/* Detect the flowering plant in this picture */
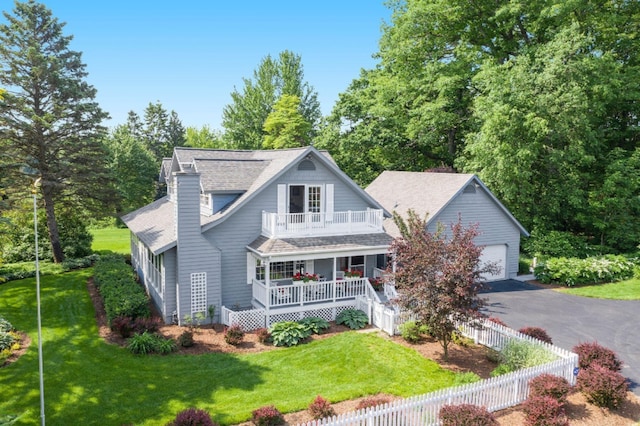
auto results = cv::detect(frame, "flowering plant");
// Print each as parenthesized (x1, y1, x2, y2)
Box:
(344, 269, 362, 278)
(369, 277, 383, 291)
(292, 272, 319, 282)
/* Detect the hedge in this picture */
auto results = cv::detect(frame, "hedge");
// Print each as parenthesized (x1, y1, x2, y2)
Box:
(534, 254, 635, 286)
(93, 255, 150, 324)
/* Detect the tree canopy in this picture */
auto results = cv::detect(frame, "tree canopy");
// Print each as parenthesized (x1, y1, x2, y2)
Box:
(0, 0, 116, 262)
(322, 0, 640, 251)
(262, 94, 312, 149)
(222, 50, 320, 149)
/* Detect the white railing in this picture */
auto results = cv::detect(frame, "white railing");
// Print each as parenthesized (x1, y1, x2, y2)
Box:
(261, 209, 384, 238)
(253, 278, 370, 308)
(298, 316, 579, 426)
(221, 305, 266, 331)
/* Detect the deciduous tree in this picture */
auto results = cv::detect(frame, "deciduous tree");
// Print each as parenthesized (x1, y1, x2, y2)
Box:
(0, 0, 116, 262)
(262, 94, 311, 149)
(389, 211, 498, 360)
(222, 50, 320, 149)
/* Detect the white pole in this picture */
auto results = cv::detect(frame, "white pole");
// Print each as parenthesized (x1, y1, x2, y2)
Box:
(33, 181, 45, 426)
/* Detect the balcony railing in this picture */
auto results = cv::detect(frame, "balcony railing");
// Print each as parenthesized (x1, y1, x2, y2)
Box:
(252, 277, 371, 309)
(261, 209, 384, 238)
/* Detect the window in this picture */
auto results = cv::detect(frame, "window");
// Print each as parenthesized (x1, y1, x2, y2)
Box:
(339, 256, 365, 274)
(256, 260, 305, 281)
(288, 184, 322, 214)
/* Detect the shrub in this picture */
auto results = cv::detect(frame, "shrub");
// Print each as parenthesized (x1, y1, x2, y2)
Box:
(298, 317, 330, 334)
(573, 341, 622, 371)
(93, 255, 150, 324)
(534, 255, 635, 286)
(490, 363, 515, 377)
(398, 320, 429, 343)
(577, 364, 628, 408)
(111, 316, 134, 338)
(522, 396, 569, 426)
(224, 324, 245, 346)
(269, 321, 311, 347)
(167, 407, 217, 426)
(133, 316, 161, 334)
(251, 405, 285, 426)
(336, 309, 368, 330)
(307, 395, 336, 420)
(127, 331, 175, 355)
(355, 396, 391, 410)
(178, 331, 194, 348)
(439, 403, 498, 426)
(528, 374, 571, 403)
(486, 316, 508, 327)
(519, 327, 553, 345)
(255, 328, 271, 344)
(0, 331, 16, 351)
(0, 316, 13, 333)
(499, 339, 558, 371)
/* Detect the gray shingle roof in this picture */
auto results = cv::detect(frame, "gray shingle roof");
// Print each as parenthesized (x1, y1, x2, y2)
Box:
(194, 159, 268, 192)
(365, 171, 528, 238)
(247, 233, 393, 257)
(122, 146, 349, 254)
(120, 197, 175, 254)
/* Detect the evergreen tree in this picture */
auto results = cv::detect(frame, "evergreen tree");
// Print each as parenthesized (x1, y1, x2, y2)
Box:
(0, 0, 116, 262)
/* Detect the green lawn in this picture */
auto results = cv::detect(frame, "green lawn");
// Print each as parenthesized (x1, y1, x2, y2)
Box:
(90, 227, 130, 254)
(557, 277, 640, 300)
(0, 270, 464, 425)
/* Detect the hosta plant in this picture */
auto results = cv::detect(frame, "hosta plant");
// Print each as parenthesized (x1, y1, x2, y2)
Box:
(298, 317, 330, 334)
(269, 321, 311, 347)
(336, 309, 368, 330)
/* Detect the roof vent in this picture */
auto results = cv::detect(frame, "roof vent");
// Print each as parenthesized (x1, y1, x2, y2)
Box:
(463, 184, 476, 194)
(298, 159, 316, 171)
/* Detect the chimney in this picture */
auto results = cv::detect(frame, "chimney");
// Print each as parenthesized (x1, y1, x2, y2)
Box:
(173, 171, 202, 241)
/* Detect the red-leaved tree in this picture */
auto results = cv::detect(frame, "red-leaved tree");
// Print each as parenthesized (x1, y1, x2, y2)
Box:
(389, 210, 500, 360)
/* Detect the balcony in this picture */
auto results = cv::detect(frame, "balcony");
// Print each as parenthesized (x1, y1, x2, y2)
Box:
(261, 209, 384, 238)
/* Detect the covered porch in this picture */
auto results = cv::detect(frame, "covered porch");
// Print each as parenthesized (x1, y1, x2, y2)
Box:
(246, 233, 393, 314)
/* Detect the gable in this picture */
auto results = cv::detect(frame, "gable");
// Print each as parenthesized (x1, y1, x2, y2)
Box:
(366, 171, 527, 238)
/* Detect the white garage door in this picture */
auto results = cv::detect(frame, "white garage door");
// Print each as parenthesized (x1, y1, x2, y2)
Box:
(480, 244, 507, 281)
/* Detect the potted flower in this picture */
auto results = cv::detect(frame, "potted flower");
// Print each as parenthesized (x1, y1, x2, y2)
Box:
(293, 272, 319, 284)
(344, 269, 362, 280)
(369, 277, 383, 291)
(292, 272, 305, 284)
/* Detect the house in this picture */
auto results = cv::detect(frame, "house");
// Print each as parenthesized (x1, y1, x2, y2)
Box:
(365, 171, 529, 281)
(121, 146, 393, 327)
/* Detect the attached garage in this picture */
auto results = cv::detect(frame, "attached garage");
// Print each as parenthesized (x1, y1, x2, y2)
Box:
(480, 244, 507, 281)
(366, 171, 529, 281)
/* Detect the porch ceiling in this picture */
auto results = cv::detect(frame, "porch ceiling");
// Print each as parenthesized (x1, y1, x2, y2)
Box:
(247, 232, 393, 259)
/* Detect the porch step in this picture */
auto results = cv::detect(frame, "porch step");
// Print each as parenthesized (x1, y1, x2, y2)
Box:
(376, 290, 389, 303)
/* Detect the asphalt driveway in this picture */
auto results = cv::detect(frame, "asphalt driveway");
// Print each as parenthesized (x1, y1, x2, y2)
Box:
(481, 279, 640, 396)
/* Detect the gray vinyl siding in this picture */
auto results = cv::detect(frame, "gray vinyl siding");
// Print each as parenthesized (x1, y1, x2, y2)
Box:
(428, 186, 521, 279)
(206, 156, 379, 307)
(174, 173, 223, 323)
(162, 249, 177, 323)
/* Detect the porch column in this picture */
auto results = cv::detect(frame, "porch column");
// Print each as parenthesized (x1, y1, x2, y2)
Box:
(265, 260, 271, 287)
(264, 260, 270, 322)
(332, 256, 337, 303)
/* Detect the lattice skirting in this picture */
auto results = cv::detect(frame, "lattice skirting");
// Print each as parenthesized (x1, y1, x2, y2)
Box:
(222, 304, 356, 330)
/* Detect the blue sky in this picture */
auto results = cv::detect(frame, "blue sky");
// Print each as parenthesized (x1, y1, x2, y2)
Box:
(7, 1, 392, 130)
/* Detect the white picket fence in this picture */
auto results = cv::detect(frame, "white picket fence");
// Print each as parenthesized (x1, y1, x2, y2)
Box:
(300, 299, 579, 426)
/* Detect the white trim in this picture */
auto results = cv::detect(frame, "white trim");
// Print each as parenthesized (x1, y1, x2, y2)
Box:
(277, 184, 286, 215)
(325, 183, 334, 221)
